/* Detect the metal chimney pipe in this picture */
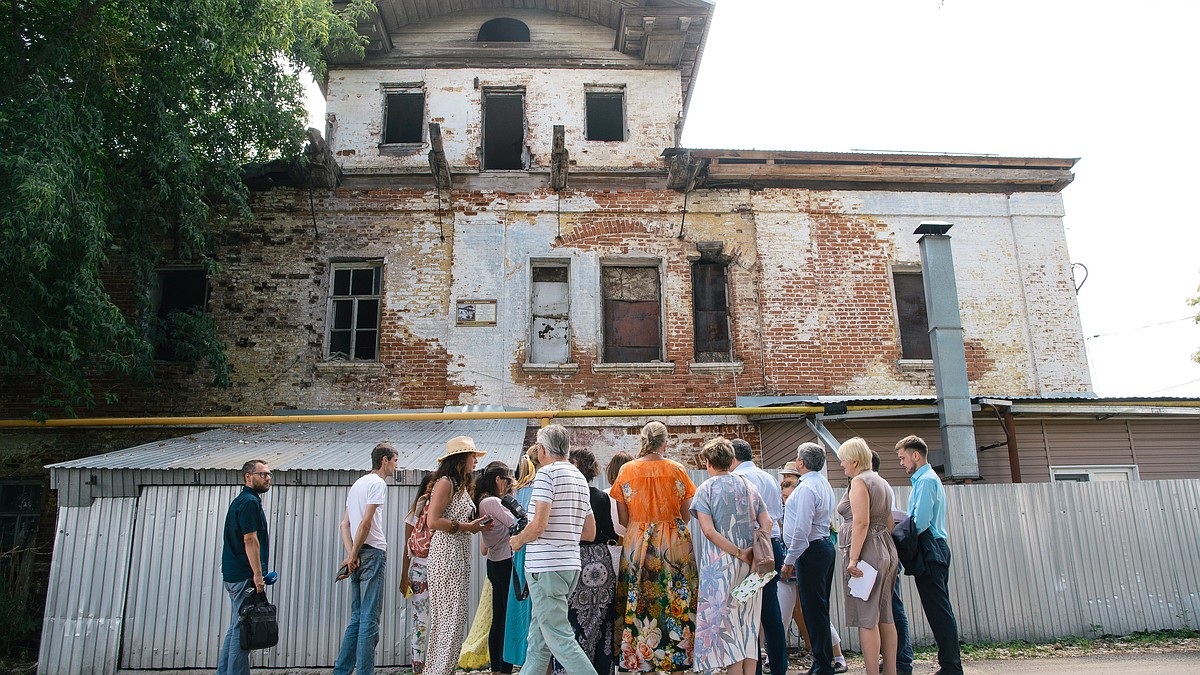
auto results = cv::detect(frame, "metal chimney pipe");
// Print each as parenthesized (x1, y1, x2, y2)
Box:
(915, 222, 980, 479)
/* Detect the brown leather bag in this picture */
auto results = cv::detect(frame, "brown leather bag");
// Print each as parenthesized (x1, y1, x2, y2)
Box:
(739, 476, 776, 575)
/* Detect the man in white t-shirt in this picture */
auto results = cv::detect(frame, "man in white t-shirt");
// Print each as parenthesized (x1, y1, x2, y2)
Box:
(333, 442, 398, 675)
(510, 424, 598, 675)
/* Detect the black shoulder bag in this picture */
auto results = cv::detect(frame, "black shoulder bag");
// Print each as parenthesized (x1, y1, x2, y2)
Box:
(239, 589, 279, 650)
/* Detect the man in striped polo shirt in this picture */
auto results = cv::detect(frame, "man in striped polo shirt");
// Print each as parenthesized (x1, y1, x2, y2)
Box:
(510, 423, 598, 675)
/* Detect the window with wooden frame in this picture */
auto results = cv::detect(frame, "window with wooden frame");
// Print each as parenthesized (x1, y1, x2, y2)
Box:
(893, 269, 932, 360)
(601, 264, 662, 363)
(586, 88, 625, 141)
(382, 86, 425, 145)
(692, 260, 732, 362)
(327, 262, 382, 361)
(529, 262, 571, 364)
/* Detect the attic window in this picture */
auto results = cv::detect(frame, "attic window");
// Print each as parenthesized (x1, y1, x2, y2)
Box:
(478, 18, 530, 42)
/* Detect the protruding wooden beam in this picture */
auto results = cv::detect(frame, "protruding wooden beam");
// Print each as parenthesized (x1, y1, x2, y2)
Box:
(665, 149, 704, 192)
(428, 122, 451, 191)
(550, 124, 569, 191)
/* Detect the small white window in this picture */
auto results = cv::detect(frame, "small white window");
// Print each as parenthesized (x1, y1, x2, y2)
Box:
(529, 262, 570, 364)
(327, 262, 382, 361)
(1050, 465, 1138, 482)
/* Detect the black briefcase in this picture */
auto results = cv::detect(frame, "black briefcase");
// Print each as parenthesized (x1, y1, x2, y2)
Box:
(238, 589, 279, 650)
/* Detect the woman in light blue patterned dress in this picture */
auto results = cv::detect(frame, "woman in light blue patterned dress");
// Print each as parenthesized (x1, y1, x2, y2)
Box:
(690, 437, 772, 675)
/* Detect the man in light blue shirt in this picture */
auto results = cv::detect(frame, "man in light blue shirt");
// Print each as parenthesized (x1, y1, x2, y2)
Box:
(897, 435, 962, 675)
(731, 439, 787, 675)
(779, 442, 837, 675)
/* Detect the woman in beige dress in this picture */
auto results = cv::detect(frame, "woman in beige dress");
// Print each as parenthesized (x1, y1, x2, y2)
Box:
(835, 437, 899, 675)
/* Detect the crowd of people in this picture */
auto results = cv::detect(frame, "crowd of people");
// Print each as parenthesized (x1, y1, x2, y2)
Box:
(217, 424, 964, 675)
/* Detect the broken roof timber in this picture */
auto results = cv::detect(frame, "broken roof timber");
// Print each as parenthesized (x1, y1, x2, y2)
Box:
(663, 148, 1078, 193)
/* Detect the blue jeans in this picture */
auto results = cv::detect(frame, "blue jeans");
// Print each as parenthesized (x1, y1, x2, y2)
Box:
(893, 574, 913, 674)
(334, 547, 387, 675)
(217, 578, 253, 675)
(756, 537, 788, 675)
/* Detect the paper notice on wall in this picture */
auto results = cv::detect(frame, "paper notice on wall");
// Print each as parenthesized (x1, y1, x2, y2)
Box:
(848, 560, 879, 601)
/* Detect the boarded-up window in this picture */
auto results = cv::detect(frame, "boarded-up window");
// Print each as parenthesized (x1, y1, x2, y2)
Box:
(483, 91, 525, 170)
(383, 92, 424, 144)
(530, 263, 570, 364)
(328, 263, 382, 361)
(586, 92, 624, 141)
(602, 265, 662, 363)
(894, 271, 932, 360)
(693, 262, 731, 362)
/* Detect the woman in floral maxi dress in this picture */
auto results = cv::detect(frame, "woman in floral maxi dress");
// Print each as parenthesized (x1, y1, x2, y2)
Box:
(610, 421, 698, 674)
(691, 437, 773, 675)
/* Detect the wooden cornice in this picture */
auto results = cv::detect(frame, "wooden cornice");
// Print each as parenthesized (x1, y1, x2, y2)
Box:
(663, 148, 1078, 193)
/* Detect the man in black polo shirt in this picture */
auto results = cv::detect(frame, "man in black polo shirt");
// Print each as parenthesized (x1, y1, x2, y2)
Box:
(217, 459, 271, 675)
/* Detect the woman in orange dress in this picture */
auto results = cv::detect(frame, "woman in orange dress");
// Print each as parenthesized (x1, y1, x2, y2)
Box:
(610, 421, 698, 674)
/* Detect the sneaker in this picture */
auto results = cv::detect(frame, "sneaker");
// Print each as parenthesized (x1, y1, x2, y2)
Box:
(833, 661, 848, 674)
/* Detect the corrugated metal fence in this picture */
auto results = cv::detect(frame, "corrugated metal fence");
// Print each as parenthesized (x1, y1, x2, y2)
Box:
(39, 479, 1200, 673)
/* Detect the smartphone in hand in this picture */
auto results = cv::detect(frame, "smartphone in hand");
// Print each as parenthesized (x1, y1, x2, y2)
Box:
(480, 515, 494, 526)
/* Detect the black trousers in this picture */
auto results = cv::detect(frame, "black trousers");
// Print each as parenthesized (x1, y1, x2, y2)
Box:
(486, 557, 514, 673)
(756, 537, 789, 675)
(797, 537, 836, 675)
(912, 539, 962, 675)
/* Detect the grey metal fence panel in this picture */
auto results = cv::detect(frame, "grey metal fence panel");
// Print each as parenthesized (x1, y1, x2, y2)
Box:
(38, 498, 139, 675)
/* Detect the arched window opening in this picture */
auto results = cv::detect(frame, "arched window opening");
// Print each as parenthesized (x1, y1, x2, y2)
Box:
(478, 18, 530, 42)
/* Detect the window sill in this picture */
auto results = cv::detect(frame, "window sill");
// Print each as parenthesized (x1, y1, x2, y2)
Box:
(378, 143, 425, 157)
(315, 360, 385, 376)
(896, 359, 934, 371)
(521, 363, 579, 375)
(591, 362, 676, 375)
(689, 361, 744, 375)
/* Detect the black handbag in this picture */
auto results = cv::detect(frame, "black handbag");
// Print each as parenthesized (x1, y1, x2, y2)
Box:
(239, 589, 279, 650)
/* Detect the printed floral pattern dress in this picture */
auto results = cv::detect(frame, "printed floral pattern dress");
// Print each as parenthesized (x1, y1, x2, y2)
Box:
(690, 474, 768, 672)
(610, 457, 698, 673)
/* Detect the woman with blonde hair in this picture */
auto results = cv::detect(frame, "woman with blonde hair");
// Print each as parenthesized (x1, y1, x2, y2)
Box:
(609, 421, 698, 674)
(502, 447, 540, 667)
(835, 437, 899, 675)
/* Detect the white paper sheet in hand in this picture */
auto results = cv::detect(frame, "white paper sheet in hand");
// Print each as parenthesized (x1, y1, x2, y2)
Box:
(847, 559, 879, 601)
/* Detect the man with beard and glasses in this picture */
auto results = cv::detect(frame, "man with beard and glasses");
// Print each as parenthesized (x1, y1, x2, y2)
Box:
(217, 459, 272, 675)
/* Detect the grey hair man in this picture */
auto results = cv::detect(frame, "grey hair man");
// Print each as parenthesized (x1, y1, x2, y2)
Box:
(511, 424, 599, 675)
(780, 442, 837, 675)
(730, 438, 787, 675)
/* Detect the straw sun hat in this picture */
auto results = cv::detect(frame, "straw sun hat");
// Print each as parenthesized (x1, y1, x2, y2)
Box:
(437, 435, 488, 463)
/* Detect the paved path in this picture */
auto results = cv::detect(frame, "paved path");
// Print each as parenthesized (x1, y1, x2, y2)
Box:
(782, 651, 1200, 674)
(955, 651, 1200, 673)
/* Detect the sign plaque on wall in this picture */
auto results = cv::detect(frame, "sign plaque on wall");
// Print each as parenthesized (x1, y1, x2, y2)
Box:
(456, 299, 497, 326)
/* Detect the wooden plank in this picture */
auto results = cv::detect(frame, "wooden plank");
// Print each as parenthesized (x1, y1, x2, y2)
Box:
(706, 162, 1073, 186)
(694, 148, 1077, 169)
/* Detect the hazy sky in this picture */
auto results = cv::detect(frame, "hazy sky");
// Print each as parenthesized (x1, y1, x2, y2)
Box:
(308, 0, 1200, 397)
(679, 0, 1200, 397)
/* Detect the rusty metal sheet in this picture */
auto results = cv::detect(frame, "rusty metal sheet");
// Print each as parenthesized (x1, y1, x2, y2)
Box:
(604, 299, 661, 362)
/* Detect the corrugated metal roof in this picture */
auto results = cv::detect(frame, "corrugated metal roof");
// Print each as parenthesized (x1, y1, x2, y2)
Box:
(47, 415, 529, 474)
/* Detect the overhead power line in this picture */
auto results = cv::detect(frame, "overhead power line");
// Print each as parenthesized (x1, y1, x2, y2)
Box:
(1085, 316, 1196, 340)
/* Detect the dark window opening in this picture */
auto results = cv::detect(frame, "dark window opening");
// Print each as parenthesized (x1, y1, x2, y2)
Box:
(602, 266, 662, 363)
(693, 262, 731, 362)
(483, 92, 525, 170)
(478, 18, 530, 42)
(154, 268, 209, 361)
(384, 92, 424, 144)
(1053, 474, 1089, 483)
(894, 271, 932, 360)
(586, 92, 625, 141)
(328, 264, 382, 361)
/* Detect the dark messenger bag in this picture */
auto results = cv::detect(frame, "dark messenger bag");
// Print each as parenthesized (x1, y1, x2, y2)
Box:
(239, 590, 279, 650)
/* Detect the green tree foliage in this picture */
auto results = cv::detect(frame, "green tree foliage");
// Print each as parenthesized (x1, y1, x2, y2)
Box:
(0, 0, 371, 416)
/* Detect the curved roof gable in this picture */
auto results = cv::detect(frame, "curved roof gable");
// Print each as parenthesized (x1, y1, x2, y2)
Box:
(333, 0, 714, 115)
